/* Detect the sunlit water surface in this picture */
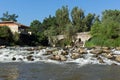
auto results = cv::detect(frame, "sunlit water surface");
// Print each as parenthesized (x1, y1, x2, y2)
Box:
(0, 62, 120, 80)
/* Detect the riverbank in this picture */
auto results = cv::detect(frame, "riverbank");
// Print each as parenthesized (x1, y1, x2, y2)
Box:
(0, 46, 120, 65)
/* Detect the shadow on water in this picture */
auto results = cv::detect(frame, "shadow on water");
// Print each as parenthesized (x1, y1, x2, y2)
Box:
(0, 62, 120, 80)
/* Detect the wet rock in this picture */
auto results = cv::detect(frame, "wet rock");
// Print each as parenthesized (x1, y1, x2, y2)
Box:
(115, 55, 120, 62)
(55, 55, 61, 60)
(102, 49, 111, 53)
(97, 57, 104, 63)
(12, 57, 16, 61)
(52, 51, 59, 55)
(26, 47, 35, 51)
(102, 47, 110, 50)
(111, 63, 118, 66)
(29, 52, 34, 54)
(0, 45, 6, 49)
(71, 53, 81, 59)
(44, 50, 53, 55)
(78, 48, 87, 54)
(50, 54, 67, 61)
(60, 55, 67, 61)
(61, 50, 68, 55)
(49, 55, 60, 60)
(116, 47, 120, 50)
(27, 55, 34, 61)
(65, 45, 72, 48)
(102, 53, 115, 59)
(18, 58, 23, 61)
(90, 49, 103, 55)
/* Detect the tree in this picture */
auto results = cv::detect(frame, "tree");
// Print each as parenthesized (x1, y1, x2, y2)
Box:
(102, 10, 120, 23)
(87, 10, 120, 47)
(83, 13, 95, 31)
(0, 11, 18, 22)
(30, 20, 42, 33)
(30, 20, 49, 45)
(71, 7, 84, 32)
(42, 15, 57, 30)
(56, 6, 71, 34)
(0, 26, 13, 42)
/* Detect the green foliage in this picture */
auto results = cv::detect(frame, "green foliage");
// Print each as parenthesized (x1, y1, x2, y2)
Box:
(0, 11, 18, 22)
(30, 20, 49, 46)
(29, 6, 96, 47)
(0, 26, 13, 41)
(0, 26, 14, 45)
(30, 20, 42, 33)
(71, 7, 95, 32)
(87, 10, 120, 47)
(71, 7, 84, 32)
(56, 38, 72, 47)
(13, 32, 20, 44)
(56, 6, 70, 28)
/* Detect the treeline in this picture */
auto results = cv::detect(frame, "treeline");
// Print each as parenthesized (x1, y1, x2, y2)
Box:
(86, 10, 120, 47)
(30, 6, 97, 46)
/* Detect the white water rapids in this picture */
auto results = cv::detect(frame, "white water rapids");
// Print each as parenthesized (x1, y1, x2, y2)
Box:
(0, 47, 120, 66)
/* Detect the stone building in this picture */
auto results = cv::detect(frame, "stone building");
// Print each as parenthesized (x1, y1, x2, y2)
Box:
(0, 21, 30, 34)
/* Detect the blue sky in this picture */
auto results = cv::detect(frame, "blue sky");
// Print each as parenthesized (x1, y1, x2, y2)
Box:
(0, 0, 120, 26)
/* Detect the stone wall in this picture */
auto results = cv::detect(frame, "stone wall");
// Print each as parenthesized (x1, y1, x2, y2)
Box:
(49, 32, 91, 47)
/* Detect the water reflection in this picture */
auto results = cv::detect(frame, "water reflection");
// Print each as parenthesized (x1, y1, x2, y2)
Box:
(0, 63, 19, 80)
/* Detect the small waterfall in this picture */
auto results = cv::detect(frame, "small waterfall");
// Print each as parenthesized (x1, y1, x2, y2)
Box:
(0, 47, 120, 66)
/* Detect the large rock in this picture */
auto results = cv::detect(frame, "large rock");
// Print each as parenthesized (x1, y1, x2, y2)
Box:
(60, 55, 67, 61)
(71, 53, 81, 59)
(102, 49, 111, 53)
(0, 45, 6, 49)
(44, 50, 53, 55)
(102, 47, 111, 53)
(115, 55, 120, 62)
(50, 55, 60, 61)
(102, 47, 110, 50)
(61, 50, 68, 55)
(78, 48, 87, 54)
(12, 57, 16, 61)
(102, 53, 115, 59)
(97, 57, 104, 63)
(50, 55, 67, 61)
(26, 55, 34, 61)
(116, 47, 120, 50)
(90, 49, 103, 55)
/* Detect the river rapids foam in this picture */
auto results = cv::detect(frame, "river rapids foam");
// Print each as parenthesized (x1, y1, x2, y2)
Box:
(0, 47, 120, 66)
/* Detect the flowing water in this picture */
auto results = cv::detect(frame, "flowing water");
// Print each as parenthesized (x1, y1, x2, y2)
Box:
(0, 47, 120, 80)
(0, 62, 120, 80)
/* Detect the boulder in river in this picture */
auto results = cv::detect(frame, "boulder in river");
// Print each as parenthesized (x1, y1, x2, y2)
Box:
(97, 57, 104, 63)
(102, 53, 115, 59)
(78, 48, 87, 54)
(90, 49, 103, 55)
(60, 55, 67, 61)
(115, 55, 120, 62)
(12, 57, 16, 61)
(26, 55, 34, 61)
(71, 53, 81, 59)
(116, 47, 120, 50)
(61, 50, 68, 55)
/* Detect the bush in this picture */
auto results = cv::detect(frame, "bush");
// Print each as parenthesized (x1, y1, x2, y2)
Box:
(0, 26, 13, 45)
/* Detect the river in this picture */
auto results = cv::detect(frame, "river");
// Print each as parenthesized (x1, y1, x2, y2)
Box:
(0, 62, 120, 80)
(0, 47, 120, 80)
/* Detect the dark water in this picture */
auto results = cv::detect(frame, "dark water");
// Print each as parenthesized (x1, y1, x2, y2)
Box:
(0, 62, 120, 80)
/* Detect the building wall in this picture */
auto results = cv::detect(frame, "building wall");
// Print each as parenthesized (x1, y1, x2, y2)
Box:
(0, 24, 18, 33)
(76, 32, 91, 42)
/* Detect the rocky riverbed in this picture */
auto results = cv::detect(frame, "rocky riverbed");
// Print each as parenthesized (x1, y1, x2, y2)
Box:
(0, 46, 120, 65)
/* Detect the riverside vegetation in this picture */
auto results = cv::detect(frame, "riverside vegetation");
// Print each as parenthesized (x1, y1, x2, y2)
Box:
(0, 6, 120, 47)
